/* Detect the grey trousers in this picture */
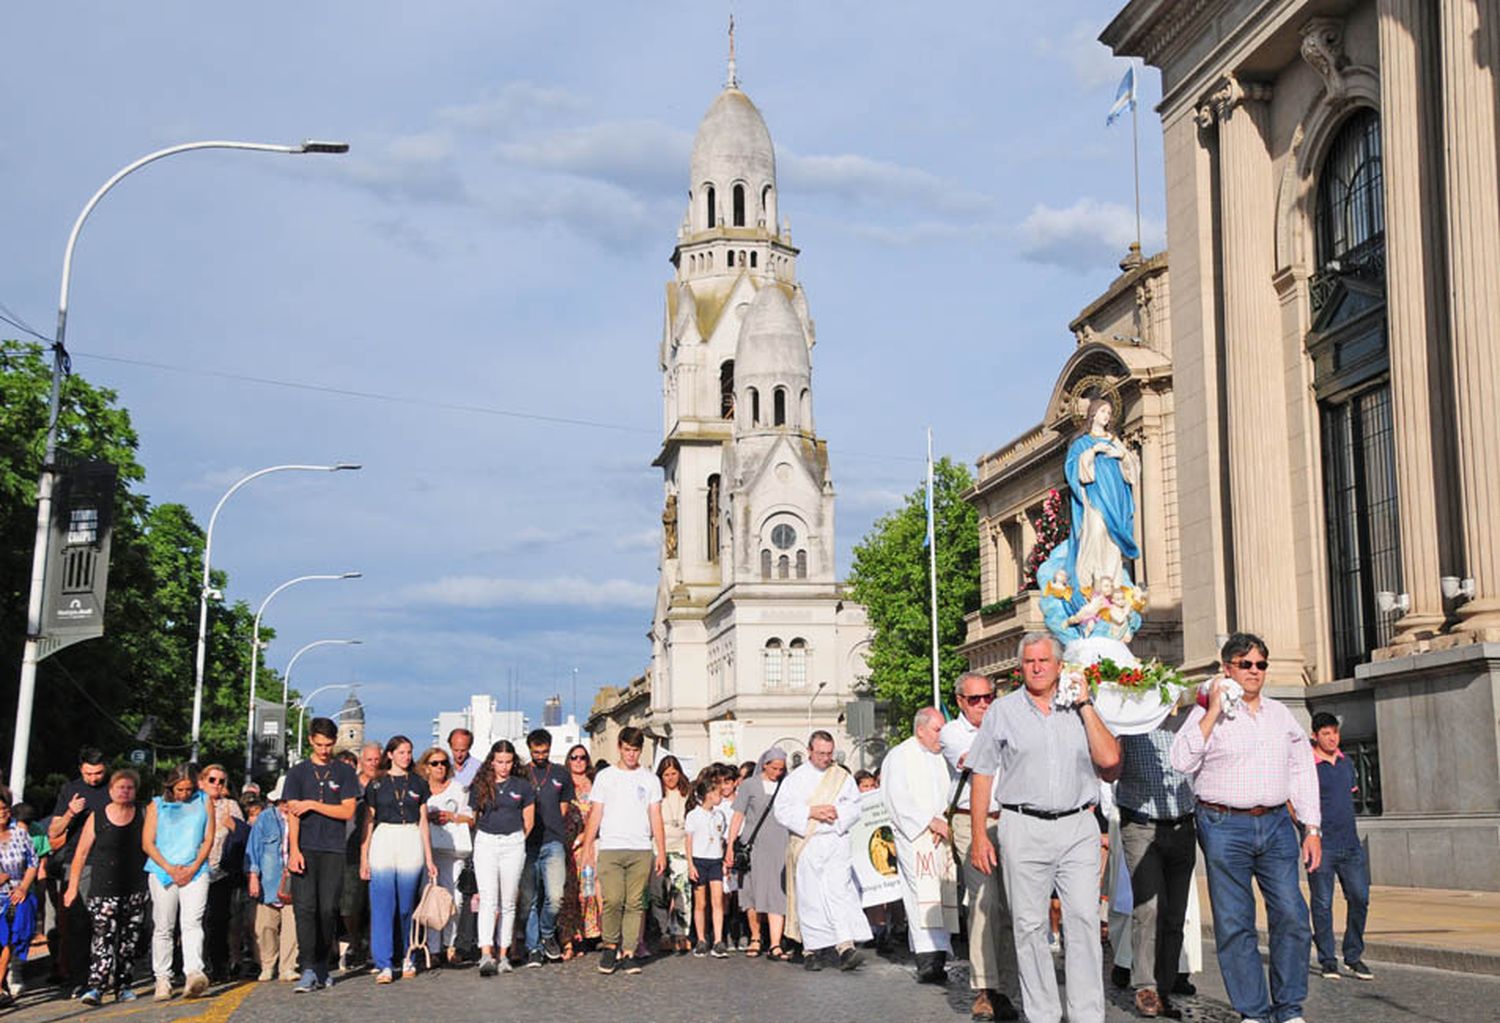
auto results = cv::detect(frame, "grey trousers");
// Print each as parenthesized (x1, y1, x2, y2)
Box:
(1120, 815, 1197, 995)
(952, 813, 1016, 993)
(999, 810, 1105, 1023)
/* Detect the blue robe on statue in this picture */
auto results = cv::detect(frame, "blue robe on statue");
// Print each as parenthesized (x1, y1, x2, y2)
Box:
(1064, 431, 1140, 594)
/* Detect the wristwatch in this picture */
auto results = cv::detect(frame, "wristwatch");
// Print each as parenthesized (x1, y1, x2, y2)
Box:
(1306, 826, 1322, 837)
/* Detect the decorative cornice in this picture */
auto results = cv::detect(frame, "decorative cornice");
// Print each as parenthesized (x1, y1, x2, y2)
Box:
(1195, 73, 1272, 131)
(1300, 17, 1349, 102)
(1101, 0, 1222, 67)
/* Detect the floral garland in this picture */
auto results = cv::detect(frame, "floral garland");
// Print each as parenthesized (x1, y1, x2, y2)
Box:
(1023, 487, 1068, 588)
(1055, 657, 1186, 707)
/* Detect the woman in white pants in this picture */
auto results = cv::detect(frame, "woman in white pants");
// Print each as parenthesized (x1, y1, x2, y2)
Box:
(417, 746, 473, 963)
(468, 740, 535, 976)
(142, 764, 215, 1002)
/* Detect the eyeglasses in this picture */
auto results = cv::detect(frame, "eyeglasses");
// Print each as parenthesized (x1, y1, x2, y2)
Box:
(429, 760, 449, 767)
(568, 753, 589, 761)
(1229, 659, 1269, 672)
(961, 692, 997, 704)
(206, 776, 227, 785)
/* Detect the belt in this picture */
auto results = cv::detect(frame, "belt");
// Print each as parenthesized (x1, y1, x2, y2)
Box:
(1120, 807, 1194, 827)
(1001, 803, 1094, 821)
(1197, 800, 1282, 817)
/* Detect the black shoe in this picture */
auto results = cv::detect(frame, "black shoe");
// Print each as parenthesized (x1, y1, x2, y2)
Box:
(914, 952, 946, 984)
(526, 949, 544, 969)
(1171, 973, 1195, 996)
(992, 993, 1020, 1021)
(1158, 996, 1183, 1020)
(542, 936, 562, 961)
(1348, 960, 1374, 980)
(803, 951, 824, 972)
(621, 956, 642, 975)
(838, 947, 865, 971)
(597, 947, 618, 975)
(693, 941, 709, 958)
(1320, 961, 1341, 979)
(1111, 964, 1132, 989)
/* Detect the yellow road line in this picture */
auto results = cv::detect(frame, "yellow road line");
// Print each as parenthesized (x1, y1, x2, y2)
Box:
(175, 982, 258, 1023)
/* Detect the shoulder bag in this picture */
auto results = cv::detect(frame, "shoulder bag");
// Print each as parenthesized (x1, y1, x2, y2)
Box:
(731, 778, 783, 874)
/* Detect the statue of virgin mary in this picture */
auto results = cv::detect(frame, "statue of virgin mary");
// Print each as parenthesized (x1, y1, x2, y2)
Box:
(1064, 397, 1140, 597)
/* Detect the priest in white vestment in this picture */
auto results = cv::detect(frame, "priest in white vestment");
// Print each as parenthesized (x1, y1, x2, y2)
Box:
(776, 730, 872, 970)
(881, 706, 958, 983)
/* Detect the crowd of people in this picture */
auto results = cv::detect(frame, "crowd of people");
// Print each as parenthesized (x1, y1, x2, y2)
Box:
(0, 628, 1371, 1023)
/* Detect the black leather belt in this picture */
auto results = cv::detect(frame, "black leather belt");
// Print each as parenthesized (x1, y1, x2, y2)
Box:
(1001, 803, 1094, 821)
(1120, 807, 1194, 827)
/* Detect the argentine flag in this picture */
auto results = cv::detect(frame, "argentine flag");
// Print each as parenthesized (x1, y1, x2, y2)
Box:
(1106, 65, 1136, 126)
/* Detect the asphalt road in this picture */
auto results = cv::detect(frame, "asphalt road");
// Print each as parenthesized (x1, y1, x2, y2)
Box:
(6, 942, 1499, 1023)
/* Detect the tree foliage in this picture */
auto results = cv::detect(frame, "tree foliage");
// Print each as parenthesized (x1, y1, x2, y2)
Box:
(1, 345, 282, 797)
(847, 456, 979, 731)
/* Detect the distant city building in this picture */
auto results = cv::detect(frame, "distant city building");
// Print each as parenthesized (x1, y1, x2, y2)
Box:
(543, 695, 562, 727)
(431, 694, 530, 757)
(334, 689, 365, 754)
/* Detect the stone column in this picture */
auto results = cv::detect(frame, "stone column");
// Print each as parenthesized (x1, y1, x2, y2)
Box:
(1376, 0, 1447, 644)
(1439, 0, 1500, 637)
(1200, 76, 1306, 683)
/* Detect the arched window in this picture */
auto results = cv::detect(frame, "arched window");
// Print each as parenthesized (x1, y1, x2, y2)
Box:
(748, 387, 760, 426)
(777, 554, 789, 579)
(727, 251, 735, 267)
(764, 639, 783, 689)
(787, 639, 807, 688)
(761, 184, 774, 223)
(1309, 108, 1397, 679)
(796, 550, 807, 579)
(733, 184, 746, 227)
(773, 388, 786, 426)
(800, 388, 811, 428)
(760, 548, 772, 579)
(706, 185, 717, 228)
(706, 474, 721, 563)
(720, 360, 734, 420)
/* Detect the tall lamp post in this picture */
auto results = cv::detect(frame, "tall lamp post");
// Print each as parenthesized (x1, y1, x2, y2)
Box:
(245, 572, 361, 775)
(292, 682, 357, 766)
(191, 463, 360, 761)
(281, 638, 360, 763)
(8, 138, 349, 801)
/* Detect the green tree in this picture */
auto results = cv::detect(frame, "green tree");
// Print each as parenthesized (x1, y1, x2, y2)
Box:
(1, 345, 280, 793)
(847, 456, 980, 731)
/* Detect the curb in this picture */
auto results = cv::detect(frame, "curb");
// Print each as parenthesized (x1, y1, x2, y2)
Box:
(1202, 922, 1500, 977)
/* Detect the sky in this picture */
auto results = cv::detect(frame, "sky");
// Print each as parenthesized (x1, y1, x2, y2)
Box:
(0, 2, 1164, 750)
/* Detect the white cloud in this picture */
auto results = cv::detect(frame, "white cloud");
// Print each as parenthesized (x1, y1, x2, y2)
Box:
(437, 82, 585, 132)
(404, 575, 656, 609)
(1038, 21, 1128, 91)
(342, 130, 472, 206)
(497, 120, 692, 197)
(780, 151, 992, 216)
(1016, 198, 1163, 271)
(613, 528, 660, 552)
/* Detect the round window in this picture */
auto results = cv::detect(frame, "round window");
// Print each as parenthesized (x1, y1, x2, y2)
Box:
(771, 524, 797, 550)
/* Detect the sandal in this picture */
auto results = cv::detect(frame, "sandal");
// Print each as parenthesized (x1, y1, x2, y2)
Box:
(767, 945, 788, 962)
(745, 940, 762, 958)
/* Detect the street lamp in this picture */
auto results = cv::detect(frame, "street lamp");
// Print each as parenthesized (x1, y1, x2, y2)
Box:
(191, 463, 361, 760)
(806, 681, 829, 732)
(7, 138, 349, 800)
(292, 682, 358, 765)
(281, 638, 361, 763)
(244, 572, 361, 775)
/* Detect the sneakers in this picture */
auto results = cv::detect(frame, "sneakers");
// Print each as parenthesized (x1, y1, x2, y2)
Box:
(375, 969, 393, 985)
(1320, 961, 1342, 979)
(401, 963, 417, 980)
(117, 988, 138, 1003)
(542, 935, 562, 961)
(183, 972, 209, 998)
(621, 956, 642, 974)
(710, 941, 729, 958)
(154, 978, 173, 1002)
(477, 955, 497, 977)
(498, 957, 514, 974)
(526, 949, 545, 968)
(693, 940, 710, 958)
(1348, 960, 1375, 980)
(79, 989, 102, 1006)
(597, 947, 618, 974)
(292, 969, 322, 994)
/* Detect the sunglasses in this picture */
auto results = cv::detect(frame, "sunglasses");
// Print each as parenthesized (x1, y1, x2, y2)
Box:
(1229, 659, 1269, 672)
(429, 760, 449, 767)
(206, 777, 227, 785)
(568, 754, 589, 761)
(961, 692, 996, 704)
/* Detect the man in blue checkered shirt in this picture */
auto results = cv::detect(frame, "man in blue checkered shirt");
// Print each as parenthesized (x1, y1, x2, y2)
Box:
(1115, 716, 1197, 1020)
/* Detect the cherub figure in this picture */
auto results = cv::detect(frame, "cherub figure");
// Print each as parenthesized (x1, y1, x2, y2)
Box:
(1041, 569, 1073, 603)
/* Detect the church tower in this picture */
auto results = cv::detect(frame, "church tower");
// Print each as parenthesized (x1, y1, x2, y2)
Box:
(649, 32, 870, 762)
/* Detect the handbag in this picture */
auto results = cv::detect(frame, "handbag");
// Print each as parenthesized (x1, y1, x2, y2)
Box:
(406, 880, 456, 970)
(731, 777, 782, 874)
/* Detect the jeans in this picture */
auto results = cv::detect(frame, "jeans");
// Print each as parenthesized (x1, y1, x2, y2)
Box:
(474, 830, 527, 953)
(1197, 806, 1310, 1023)
(292, 851, 345, 978)
(149, 873, 209, 981)
(598, 849, 653, 950)
(1309, 842, 1369, 967)
(522, 840, 568, 951)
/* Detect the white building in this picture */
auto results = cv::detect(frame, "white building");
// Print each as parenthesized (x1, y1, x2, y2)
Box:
(647, 47, 872, 763)
(431, 694, 530, 756)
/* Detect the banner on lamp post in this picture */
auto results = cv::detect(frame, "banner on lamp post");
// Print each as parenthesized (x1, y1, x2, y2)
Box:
(38, 460, 117, 660)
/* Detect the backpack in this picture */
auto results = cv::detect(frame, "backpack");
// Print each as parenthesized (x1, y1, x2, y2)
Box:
(406, 881, 457, 970)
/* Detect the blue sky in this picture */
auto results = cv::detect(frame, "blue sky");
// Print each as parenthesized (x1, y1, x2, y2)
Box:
(0, 2, 1163, 747)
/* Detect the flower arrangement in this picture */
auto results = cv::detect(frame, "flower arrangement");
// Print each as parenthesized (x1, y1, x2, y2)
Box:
(1023, 488, 1069, 588)
(1055, 657, 1186, 708)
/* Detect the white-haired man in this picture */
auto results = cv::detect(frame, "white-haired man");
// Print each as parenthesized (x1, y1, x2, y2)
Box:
(969, 633, 1122, 1023)
(881, 707, 957, 984)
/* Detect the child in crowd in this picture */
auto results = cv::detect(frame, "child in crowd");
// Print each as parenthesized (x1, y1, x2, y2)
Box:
(684, 778, 728, 959)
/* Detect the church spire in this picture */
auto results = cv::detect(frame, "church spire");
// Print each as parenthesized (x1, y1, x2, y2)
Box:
(726, 14, 738, 89)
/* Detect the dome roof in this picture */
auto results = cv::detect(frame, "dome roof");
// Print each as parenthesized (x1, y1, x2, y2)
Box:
(735, 284, 809, 382)
(690, 87, 776, 193)
(338, 690, 365, 723)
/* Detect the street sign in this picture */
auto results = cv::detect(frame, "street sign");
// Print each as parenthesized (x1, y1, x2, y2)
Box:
(128, 748, 148, 765)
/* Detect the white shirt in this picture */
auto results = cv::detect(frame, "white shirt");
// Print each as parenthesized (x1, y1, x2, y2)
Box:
(939, 714, 1001, 813)
(591, 765, 662, 851)
(684, 805, 726, 858)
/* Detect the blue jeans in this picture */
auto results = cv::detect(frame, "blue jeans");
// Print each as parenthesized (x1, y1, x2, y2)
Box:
(1309, 842, 1368, 967)
(522, 840, 567, 952)
(1197, 805, 1311, 1023)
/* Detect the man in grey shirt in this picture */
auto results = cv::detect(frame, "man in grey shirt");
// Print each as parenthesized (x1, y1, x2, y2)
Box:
(969, 632, 1121, 1023)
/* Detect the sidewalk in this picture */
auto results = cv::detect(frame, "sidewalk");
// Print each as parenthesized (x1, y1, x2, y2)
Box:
(1198, 875, 1500, 975)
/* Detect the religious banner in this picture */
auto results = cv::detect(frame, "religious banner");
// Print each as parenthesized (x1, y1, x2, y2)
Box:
(912, 831, 961, 933)
(707, 719, 744, 763)
(849, 790, 901, 907)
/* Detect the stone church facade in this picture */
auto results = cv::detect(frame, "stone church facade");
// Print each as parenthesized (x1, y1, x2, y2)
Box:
(646, 57, 872, 764)
(1096, 0, 1500, 889)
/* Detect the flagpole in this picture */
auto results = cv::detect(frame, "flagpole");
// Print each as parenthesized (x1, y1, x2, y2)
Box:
(1131, 62, 1142, 253)
(926, 428, 941, 711)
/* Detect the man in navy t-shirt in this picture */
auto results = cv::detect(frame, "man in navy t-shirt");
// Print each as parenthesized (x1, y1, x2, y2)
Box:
(1308, 712, 1373, 982)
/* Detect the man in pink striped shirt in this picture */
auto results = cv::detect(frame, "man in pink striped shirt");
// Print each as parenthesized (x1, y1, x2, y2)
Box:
(1170, 633, 1320, 1023)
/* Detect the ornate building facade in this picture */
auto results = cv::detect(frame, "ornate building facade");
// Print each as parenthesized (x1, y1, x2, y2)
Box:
(646, 54, 872, 764)
(1103, 0, 1500, 889)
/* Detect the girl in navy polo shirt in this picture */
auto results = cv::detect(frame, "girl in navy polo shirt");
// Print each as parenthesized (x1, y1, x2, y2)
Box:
(470, 741, 535, 976)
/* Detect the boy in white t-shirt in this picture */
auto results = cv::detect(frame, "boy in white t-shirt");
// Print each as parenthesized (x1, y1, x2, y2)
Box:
(579, 728, 665, 975)
(685, 778, 729, 958)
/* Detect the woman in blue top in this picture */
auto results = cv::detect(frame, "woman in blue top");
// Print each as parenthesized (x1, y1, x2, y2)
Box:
(359, 735, 437, 983)
(143, 764, 215, 1002)
(469, 740, 534, 977)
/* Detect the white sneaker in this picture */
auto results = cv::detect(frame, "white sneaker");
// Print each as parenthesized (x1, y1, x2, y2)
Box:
(183, 972, 209, 998)
(1282, 1018, 1307, 1023)
(154, 978, 173, 1002)
(498, 957, 514, 973)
